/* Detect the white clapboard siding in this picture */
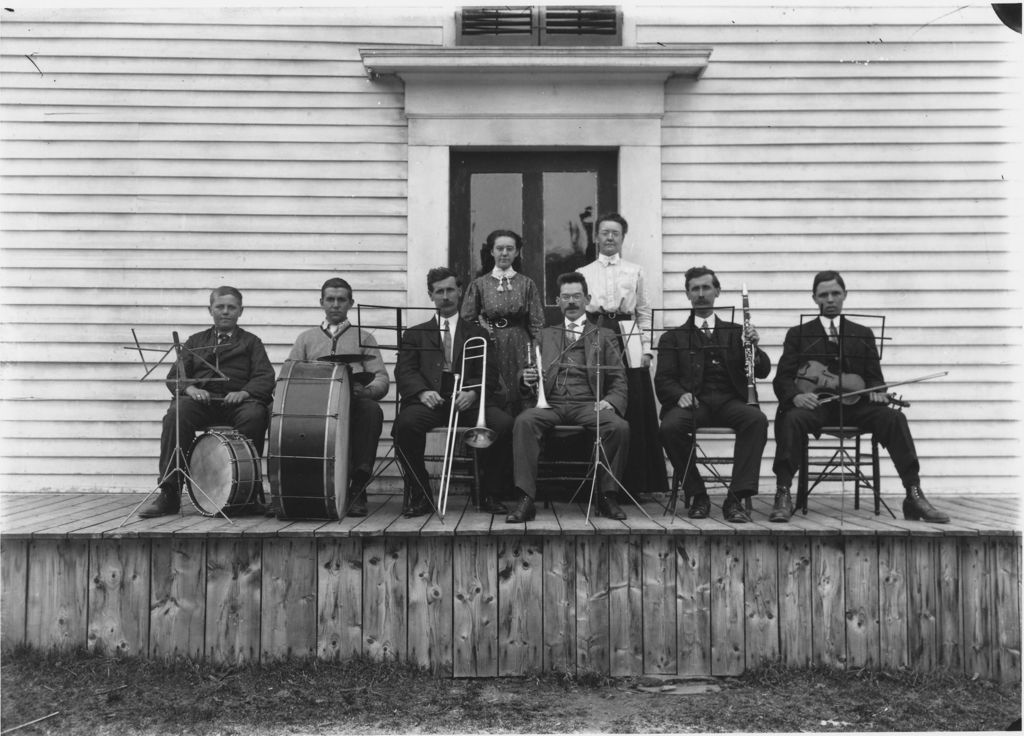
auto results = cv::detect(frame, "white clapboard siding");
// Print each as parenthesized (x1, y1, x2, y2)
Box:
(647, 3, 1020, 493)
(0, 7, 438, 492)
(1, 5, 1020, 495)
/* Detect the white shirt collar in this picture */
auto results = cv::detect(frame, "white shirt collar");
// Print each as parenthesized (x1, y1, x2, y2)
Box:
(819, 315, 839, 332)
(439, 313, 458, 329)
(695, 313, 718, 330)
(597, 253, 620, 266)
(564, 317, 587, 330)
(322, 319, 348, 335)
(490, 266, 516, 279)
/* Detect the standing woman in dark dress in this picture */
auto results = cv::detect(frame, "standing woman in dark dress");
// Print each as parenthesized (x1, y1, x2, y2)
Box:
(576, 213, 669, 497)
(461, 229, 545, 415)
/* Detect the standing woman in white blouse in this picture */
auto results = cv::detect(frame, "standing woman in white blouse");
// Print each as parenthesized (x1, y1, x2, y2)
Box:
(576, 213, 669, 496)
(461, 229, 545, 415)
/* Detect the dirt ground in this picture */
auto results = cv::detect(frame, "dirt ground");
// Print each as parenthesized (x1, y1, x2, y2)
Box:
(1, 648, 1020, 735)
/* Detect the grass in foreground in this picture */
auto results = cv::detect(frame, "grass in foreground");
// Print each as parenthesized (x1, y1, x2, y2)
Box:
(1, 646, 1019, 734)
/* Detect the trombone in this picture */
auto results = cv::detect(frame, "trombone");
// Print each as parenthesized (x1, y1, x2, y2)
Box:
(438, 336, 496, 517)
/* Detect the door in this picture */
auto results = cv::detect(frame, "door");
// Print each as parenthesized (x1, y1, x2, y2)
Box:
(450, 150, 618, 323)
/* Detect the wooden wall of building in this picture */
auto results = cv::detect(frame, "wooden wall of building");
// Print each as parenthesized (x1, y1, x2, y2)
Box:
(1, 6, 1019, 493)
(645, 5, 1020, 492)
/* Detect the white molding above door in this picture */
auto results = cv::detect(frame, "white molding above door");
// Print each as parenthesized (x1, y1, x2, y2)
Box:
(359, 45, 713, 310)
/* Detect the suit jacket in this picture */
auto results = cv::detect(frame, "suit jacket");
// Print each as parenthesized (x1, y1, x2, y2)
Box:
(165, 326, 275, 403)
(654, 316, 771, 417)
(527, 322, 628, 416)
(773, 316, 885, 409)
(395, 315, 504, 410)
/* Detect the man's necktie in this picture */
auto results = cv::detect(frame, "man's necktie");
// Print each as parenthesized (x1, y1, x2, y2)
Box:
(217, 332, 230, 346)
(701, 320, 712, 339)
(442, 319, 453, 370)
(828, 319, 839, 344)
(567, 322, 578, 343)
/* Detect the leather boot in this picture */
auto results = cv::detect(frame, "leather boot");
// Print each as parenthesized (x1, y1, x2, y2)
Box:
(506, 492, 536, 523)
(139, 487, 180, 518)
(597, 494, 626, 520)
(769, 487, 794, 523)
(722, 493, 751, 523)
(902, 485, 950, 523)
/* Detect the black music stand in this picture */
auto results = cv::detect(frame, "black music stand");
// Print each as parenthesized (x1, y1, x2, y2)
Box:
(536, 325, 654, 523)
(651, 307, 758, 522)
(356, 304, 481, 521)
(119, 330, 236, 526)
(791, 312, 888, 521)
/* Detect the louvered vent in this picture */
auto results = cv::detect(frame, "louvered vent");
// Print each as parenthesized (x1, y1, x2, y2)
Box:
(458, 6, 621, 46)
(459, 7, 537, 45)
(543, 7, 618, 36)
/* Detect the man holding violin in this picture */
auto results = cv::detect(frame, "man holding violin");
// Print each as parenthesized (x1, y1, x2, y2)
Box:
(771, 270, 949, 523)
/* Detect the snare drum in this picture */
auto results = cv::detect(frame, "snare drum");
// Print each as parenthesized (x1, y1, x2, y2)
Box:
(186, 428, 261, 516)
(268, 360, 351, 519)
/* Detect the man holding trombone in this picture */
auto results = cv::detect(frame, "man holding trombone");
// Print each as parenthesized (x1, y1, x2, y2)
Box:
(392, 267, 514, 517)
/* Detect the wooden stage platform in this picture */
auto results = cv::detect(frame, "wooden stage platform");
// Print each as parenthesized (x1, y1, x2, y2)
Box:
(1, 491, 1019, 684)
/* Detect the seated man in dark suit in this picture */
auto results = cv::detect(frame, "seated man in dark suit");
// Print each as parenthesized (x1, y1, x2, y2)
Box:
(140, 286, 275, 517)
(507, 272, 629, 523)
(655, 266, 771, 523)
(772, 270, 949, 523)
(392, 267, 514, 518)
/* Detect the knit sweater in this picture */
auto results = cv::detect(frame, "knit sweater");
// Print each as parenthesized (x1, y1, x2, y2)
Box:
(286, 323, 389, 401)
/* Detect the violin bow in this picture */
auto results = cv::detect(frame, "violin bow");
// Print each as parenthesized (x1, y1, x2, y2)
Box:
(817, 371, 949, 405)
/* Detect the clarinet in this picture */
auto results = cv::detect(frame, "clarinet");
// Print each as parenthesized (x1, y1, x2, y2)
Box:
(742, 283, 758, 406)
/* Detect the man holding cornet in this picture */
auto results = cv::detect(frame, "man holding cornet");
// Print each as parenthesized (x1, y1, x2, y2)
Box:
(392, 267, 514, 517)
(507, 272, 630, 523)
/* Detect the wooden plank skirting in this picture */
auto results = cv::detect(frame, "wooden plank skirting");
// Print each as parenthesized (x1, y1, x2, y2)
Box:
(0, 493, 1019, 684)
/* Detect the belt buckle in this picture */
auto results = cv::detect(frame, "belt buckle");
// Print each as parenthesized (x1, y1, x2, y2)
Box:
(492, 317, 510, 328)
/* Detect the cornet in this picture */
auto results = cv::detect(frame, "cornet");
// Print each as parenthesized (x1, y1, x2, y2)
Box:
(526, 341, 551, 410)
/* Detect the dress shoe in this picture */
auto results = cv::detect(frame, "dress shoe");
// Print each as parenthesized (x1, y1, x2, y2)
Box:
(687, 494, 711, 519)
(139, 488, 180, 518)
(347, 490, 368, 517)
(722, 494, 751, 524)
(902, 486, 950, 523)
(506, 494, 536, 523)
(769, 487, 794, 523)
(479, 496, 508, 515)
(404, 496, 433, 518)
(597, 494, 626, 520)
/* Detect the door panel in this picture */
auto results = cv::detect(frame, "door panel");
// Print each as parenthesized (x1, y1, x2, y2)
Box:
(450, 150, 618, 322)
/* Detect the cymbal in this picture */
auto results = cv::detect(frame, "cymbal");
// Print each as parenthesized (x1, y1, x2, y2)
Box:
(314, 353, 366, 364)
(351, 371, 374, 386)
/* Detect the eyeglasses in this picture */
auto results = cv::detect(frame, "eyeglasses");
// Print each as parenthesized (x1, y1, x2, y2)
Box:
(558, 294, 586, 303)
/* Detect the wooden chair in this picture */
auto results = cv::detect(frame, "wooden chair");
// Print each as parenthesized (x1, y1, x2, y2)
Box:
(668, 427, 753, 513)
(796, 426, 893, 517)
(424, 426, 482, 507)
(537, 425, 593, 506)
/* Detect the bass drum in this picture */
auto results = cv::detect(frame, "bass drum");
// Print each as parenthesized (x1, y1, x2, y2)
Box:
(268, 360, 351, 519)
(186, 428, 261, 516)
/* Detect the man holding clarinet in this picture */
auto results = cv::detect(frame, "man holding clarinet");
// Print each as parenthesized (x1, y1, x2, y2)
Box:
(655, 266, 772, 523)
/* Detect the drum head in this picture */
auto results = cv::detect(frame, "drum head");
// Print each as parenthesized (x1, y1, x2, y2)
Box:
(188, 433, 235, 515)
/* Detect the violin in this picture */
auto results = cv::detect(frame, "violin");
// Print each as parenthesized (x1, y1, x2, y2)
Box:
(795, 360, 865, 405)
(795, 360, 913, 408)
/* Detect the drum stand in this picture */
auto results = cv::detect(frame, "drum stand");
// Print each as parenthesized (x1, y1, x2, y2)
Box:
(564, 329, 654, 523)
(119, 331, 236, 526)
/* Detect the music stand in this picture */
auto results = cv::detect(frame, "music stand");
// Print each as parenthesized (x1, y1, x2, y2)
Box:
(541, 324, 654, 523)
(118, 330, 236, 526)
(651, 307, 756, 522)
(792, 312, 888, 522)
(356, 304, 473, 521)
